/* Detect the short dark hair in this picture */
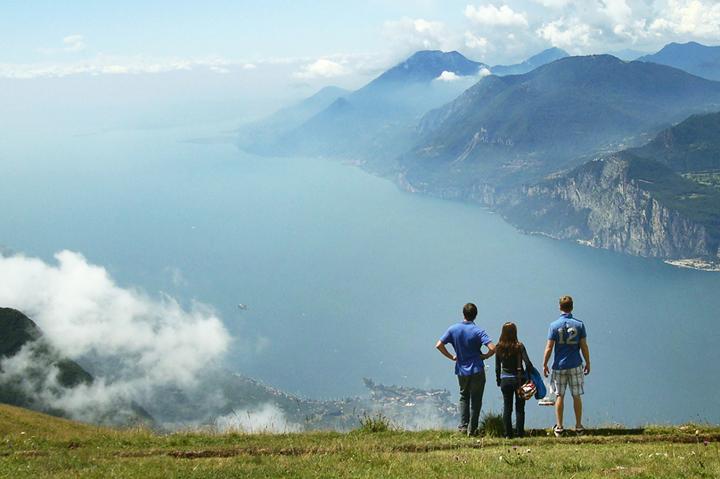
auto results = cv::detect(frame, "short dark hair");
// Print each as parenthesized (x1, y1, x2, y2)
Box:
(463, 303, 478, 321)
(559, 295, 573, 312)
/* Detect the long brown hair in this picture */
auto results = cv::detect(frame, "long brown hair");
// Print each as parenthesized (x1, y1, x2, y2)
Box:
(496, 322, 522, 359)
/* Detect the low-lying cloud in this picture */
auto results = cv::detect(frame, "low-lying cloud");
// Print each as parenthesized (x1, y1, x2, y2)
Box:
(215, 404, 301, 433)
(0, 250, 231, 423)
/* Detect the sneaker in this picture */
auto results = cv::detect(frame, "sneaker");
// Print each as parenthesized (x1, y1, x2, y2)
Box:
(553, 425, 564, 437)
(574, 426, 585, 435)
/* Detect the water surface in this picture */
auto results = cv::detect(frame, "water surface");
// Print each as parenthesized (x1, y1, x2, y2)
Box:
(1, 121, 718, 427)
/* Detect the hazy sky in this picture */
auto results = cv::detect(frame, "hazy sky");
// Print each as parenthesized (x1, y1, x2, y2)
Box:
(2, 1, 720, 119)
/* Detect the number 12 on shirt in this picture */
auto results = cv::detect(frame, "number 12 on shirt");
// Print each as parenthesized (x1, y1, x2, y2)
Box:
(557, 327, 579, 345)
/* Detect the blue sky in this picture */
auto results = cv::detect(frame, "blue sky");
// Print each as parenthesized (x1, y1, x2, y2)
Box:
(2, 1, 720, 119)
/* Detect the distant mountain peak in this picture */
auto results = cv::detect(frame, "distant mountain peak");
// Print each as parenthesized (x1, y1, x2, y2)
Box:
(372, 50, 484, 84)
(491, 47, 569, 76)
(637, 41, 720, 81)
(527, 47, 569, 62)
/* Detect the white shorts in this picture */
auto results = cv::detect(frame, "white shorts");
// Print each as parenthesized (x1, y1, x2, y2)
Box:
(550, 366, 584, 397)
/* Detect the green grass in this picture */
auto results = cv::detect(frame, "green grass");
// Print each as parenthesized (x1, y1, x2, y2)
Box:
(357, 413, 394, 433)
(480, 411, 504, 437)
(1, 404, 719, 478)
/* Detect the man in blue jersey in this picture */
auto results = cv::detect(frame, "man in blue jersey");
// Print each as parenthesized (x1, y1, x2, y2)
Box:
(543, 295, 591, 436)
(436, 303, 496, 436)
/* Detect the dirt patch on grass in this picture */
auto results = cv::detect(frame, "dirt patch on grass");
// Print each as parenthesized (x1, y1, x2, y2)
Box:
(166, 446, 340, 459)
(110, 433, 719, 460)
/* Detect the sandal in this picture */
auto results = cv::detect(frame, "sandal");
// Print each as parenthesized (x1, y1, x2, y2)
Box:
(553, 425, 564, 437)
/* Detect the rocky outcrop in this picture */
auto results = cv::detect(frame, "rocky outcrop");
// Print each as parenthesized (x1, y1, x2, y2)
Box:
(501, 156, 719, 259)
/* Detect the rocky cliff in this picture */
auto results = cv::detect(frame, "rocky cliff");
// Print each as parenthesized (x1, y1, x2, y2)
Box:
(500, 154, 720, 260)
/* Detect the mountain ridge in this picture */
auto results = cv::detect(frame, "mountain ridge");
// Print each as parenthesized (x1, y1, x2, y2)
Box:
(638, 41, 720, 81)
(490, 47, 569, 76)
(401, 54, 720, 189)
(257, 50, 487, 173)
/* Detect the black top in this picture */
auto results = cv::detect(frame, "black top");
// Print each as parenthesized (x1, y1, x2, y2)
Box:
(495, 343, 533, 384)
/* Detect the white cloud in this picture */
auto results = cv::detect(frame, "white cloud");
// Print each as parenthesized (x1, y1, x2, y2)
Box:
(464, 31, 490, 51)
(62, 34, 86, 52)
(464, 4, 529, 28)
(436, 70, 461, 81)
(600, 0, 634, 25)
(383, 17, 452, 52)
(531, 0, 572, 7)
(242, 63, 257, 70)
(292, 58, 349, 79)
(0, 250, 230, 388)
(0, 56, 235, 79)
(649, 0, 720, 39)
(536, 17, 599, 51)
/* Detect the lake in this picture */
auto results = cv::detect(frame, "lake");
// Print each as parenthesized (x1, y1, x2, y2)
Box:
(1, 119, 718, 427)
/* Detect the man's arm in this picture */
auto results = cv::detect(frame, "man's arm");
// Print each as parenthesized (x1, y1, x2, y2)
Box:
(480, 341, 496, 360)
(435, 340, 456, 361)
(579, 337, 590, 375)
(542, 339, 554, 377)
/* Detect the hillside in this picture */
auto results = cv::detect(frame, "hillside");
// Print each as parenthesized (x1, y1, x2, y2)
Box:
(0, 403, 718, 478)
(237, 85, 348, 152)
(629, 111, 720, 173)
(499, 112, 720, 262)
(402, 55, 720, 191)
(638, 41, 720, 81)
(0, 308, 93, 410)
(0, 308, 153, 427)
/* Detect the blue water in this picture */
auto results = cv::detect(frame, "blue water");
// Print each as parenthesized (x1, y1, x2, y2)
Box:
(1, 121, 719, 427)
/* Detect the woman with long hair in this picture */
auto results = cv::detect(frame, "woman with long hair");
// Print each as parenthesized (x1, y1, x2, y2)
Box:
(495, 322, 533, 438)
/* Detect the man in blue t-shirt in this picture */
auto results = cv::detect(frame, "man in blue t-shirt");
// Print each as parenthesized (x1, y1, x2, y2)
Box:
(436, 303, 496, 436)
(542, 295, 591, 436)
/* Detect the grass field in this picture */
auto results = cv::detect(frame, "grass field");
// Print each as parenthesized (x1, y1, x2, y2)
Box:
(1, 405, 718, 478)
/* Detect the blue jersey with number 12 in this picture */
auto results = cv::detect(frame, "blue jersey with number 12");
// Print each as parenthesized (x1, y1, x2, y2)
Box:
(548, 313, 587, 370)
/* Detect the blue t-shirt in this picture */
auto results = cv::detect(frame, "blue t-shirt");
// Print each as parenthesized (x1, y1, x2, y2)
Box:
(440, 321, 492, 376)
(547, 313, 587, 370)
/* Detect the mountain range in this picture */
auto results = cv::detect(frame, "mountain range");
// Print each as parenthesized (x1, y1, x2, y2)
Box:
(238, 41, 720, 265)
(240, 50, 488, 173)
(401, 54, 720, 190)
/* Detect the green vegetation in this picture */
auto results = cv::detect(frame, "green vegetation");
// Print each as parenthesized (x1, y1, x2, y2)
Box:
(684, 172, 720, 190)
(479, 412, 504, 438)
(1, 404, 719, 478)
(632, 112, 720, 173)
(626, 156, 720, 238)
(357, 413, 394, 433)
